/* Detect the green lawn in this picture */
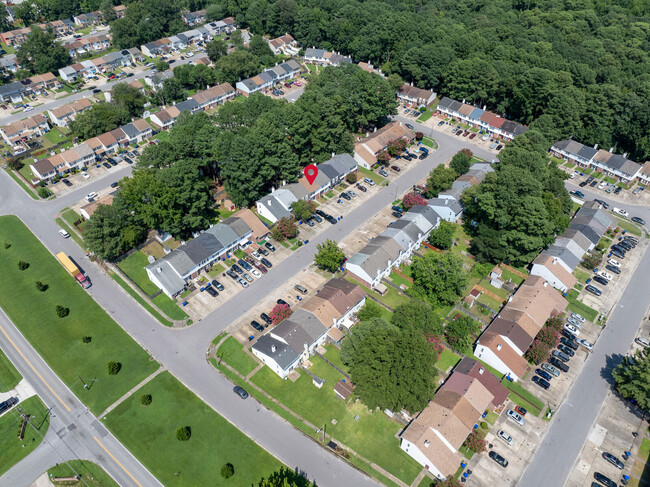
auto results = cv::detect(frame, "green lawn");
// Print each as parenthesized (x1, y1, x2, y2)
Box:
(109, 272, 173, 327)
(0, 42, 14, 54)
(417, 110, 433, 122)
(207, 263, 225, 278)
(250, 356, 421, 484)
(615, 217, 643, 237)
(573, 269, 591, 284)
(154, 131, 171, 143)
(389, 271, 412, 289)
(565, 289, 599, 322)
(0, 216, 159, 414)
(501, 379, 544, 416)
(484, 410, 499, 425)
(436, 347, 461, 373)
(103, 371, 282, 487)
(216, 337, 258, 376)
(0, 348, 22, 392)
(43, 128, 69, 145)
(421, 136, 436, 148)
(500, 268, 526, 286)
(117, 250, 160, 295)
(5, 169, 38, 199)
(358, 166, 385, 185)
(0, 396, 50, 475)
(47, 461, 118, 487)
(151, 294, 188, 321)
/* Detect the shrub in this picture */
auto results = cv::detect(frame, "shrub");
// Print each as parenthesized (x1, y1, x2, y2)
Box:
(35, 281, 47, 291)
(6, 158, 23, 170)
(463, 429, 487, 453)
(346, 172, 357, 184)
(270, 217, 297, 241)
(402, 192, 427, 210)
(3, 242, 10, 249)
(140, 394, 152, 406)
(55, 305, 69, 318)
(415, 131, 423, 140)
(17, 260, 29, 270)
(37, 187, 52, 199)
(107, 361, 121, 375)
(480, 421, 488, 429)
(82, 336, 92, 343)
(377, 151, 390, 164)
(269, 303, 292, 325)
(220, 463, 235, 479)
(176, 426, 191, 441)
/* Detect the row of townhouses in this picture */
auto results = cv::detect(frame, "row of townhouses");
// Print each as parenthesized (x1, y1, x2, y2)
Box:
(73, 5, 126, 27)
(58, 47, 142, 81)
(353, 121, 416, 168)
(0, 72, 61, 103)
(252, 278, 366, 378)
(256, 153, 358, 223)
(140, 17, 236, 57)
(267, 34, 300, 55)
(437, 96, 528, 141)
(145, 208, 269, 297)
(47, 98, 93, 127)
(551, 139, 649, 185)
(303, 48, 353, 66)
(62, 34, 111, 58)
(235, 60, 301, 96)
(0, 113, 50, 145)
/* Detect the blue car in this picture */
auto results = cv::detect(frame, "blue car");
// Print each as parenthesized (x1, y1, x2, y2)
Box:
(535, 368, 552, 381)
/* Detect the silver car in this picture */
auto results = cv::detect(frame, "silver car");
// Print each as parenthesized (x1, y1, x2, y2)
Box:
(507, 409, 525, 426)
(570, 312, 586, 323)
(242, 273, 253, 283)
(566, 317, 582, 328)
(497, 430, 514, 446)
(237, 278, 248, 288)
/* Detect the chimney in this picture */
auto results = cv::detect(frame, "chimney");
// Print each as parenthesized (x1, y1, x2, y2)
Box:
(593, 143, 598, 149)
(156, 266, 162, 273)
(332, 152, 335, 157)
(609, 147, 614, 153)
(543, 281, 548, 287)
(271, 345, 276, 353)
(623, 153, 628, 158)
(478, 367, 484, 375)
(424, 440, 430, 447)
(267, 199, 272, 206)
(462, 98, 466, 104)
(497, 344, 502, 351)
(483, 105, 486, 110)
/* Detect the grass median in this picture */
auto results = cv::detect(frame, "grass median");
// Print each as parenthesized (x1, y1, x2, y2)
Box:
(47, 460, 118, 487)
(0, 216, 159, 415)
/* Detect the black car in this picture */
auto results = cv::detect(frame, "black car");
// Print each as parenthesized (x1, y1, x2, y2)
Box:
(392, 211, 402, 218)
(535, 368, 552, 381)
(590, 180, 598, 187)
(340, 192, 351, 200)
(0, 397, 18, 414)
(124, 157, 133, 164)
(391, 206, 403, 213)
(592, 275, 608, 286)
(594, 472, 617, 487)
(405, 123, 414, 130)
(92, 88, 102, 94)
(489, 451, 508, 468)
(438, 120, 445, 126)
(205, 286, 218, 297)
(238, 259, 252, 271)
(211, 279, 224, 291)
(532, 376, 550, 390)
(315, 209, 326, 217)
(233, 386, 249, 399)
(126, 72, 134, 77)
(103, 162, 112, 169)
(108, 158, 118, 166)
(550, 357, 569, 372)
(560, 337, 578, 350)
(305, 218, 314, 227)
(132, 149, 140, 156)
(418, 152, 427, 160)
(259, 247, 269, 256)
(579, 181, 588, 187)
(610, 248, 626, 259)
(326, 215, 338, 224)
(260, 313, 272, 325)
(231, 264, 243, 274)
(558, 344, 575, 357)
(624, 235, 639, 244)
(619, 240, 634, 249)
(605, 264, 621, 275)
(251, 320, 264, 332)
(562, 329, 577, 341)
(496, 144, 503, 150)
(614, 186, 622, 194)
(312, 214, 322, 223)
(602, 452, 625, 469)
(402, 154, 412, 161)
(586, 285, 602, 296)
(260, 257, 272, 268)
(586, 176, 595, 183)
(277, 299, 289, 306)
(110, 181, 119, 188)
(226, 269, 238, 279)
(552, 349, 570, 363)
(594, 199, 609, 209)
(265, 242, 276, 252)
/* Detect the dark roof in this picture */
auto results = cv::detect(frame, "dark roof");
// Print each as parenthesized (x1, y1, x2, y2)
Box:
(252, 334, 298, 370)
(181, 233, 224, 264)
(568, 223, 600, 245)
(448, 100, 463, 112)
(485, 318, 534, 354)
(175, 98, 199, 113)
(437, 97, 454, 110)
(453, 358, 509, 406)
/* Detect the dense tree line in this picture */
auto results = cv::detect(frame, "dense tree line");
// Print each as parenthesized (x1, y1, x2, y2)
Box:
(208, 0, 650, 161)
(16, 26, 69, 74)
(461, 130, 572, 265)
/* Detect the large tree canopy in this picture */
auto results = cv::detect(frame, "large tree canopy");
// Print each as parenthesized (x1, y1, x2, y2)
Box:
(612, 348, 650, 414)
(16, 26, 69, 74)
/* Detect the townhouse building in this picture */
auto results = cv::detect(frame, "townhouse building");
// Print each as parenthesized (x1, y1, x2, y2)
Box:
(353, 121, 416, 168)
(0, 113, 50, 144)
(397, 84, 436, 108)
(267, 34, 299, 55)
(303, 48, 353, 66)
(182, 9, 207, 26)
(47, 98, 93, 127)
(30, 143, 96, 180)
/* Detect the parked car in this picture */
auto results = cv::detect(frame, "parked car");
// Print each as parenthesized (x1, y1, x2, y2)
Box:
(575, 338, 594, 350)
(250, 268, 261, 278)
(110, 181, 119, 188)
(550, 357, 569, 372)
(260, 258, 272, 268)
(265, 242, 276, 252)
(535, 369, 553, 381)
(579, 181, 589, 187)
(259, 247, 269, 256)
(612, 207, 628, 217)
(592, 275, 609, 286)
(250, 320, 264, 332)
(585, 285, 602, 296)
(277, 299, 289, 306)
(61, 178, 72, 187)
(238, 259, 252, 271)
(562, 329, 578, 341)
(552, 349, 571, 363)
(497, 430, 514, 446)
(624, 235, 639, 244)
(231, 264, 243, 274)
(601, 452, 625, 469)
(357, 184, 367, 192)
(607, 259, 621, 268)
(58, 229, 70, 238)
(560, 337, 578, 350)
(605, 264, 621, 275)
(564, 323, 581, 336)
(0, 397, 18, 414)
(558, 344, 575, 357)
(340, 191, 351, 200)
(364, 177, 375, 186)
(253, 261, 267, 274)
(391, 165, 401, 172)
(598, 181, 607, 190)
(593, 199, 609, 209)
(469, 133, 476, 139)
(614, 186, 623, 194)
(233, 386, 249, 399)
(597, 270, 613, 281)
(590, 180, 598, 187)
(506, 409, 525, 426)
(226, 269, 238, 279)
(311, 214, 323, 223)
(392, 211, 402, 218)
(237, 278, 248, 288)
(610, 248, 626, 259)
(514, 405, 527, 416)
(571, 312, 586, 323)
(294, 284, 308, 294)
(102, 162, 111, 169)
(378, 169, 389, 177)
(618, 241, 633, 251)
(347, 190, 356, 198)
(391, 206, 403, 213)
(260, 313, 272, 325)
(205, 286, 218, 297)
(541, 363, 560, 377)
(594, 472, 617, 487)
(605, 184, 616, 193)
(566, 317, 582, 328)
(211, 280, 224, 291)
(635, 337, 650, 348)
(489, 451, 509, 468)
(438, 120, 445, 126)
(532, 376, 550, 390)
(242, 273, 253, 283)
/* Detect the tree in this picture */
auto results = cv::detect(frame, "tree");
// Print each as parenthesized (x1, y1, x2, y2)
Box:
(270, 217, 298, 241)
(314, 239, 345, 272)
(257, 467, 315, 487)
(220, 463, 235, 479)
(346, 172, 357, 184)
(83, 202, 144, 261)
(55, 305, 69, 318)
(140, 394, 152, 405)
(411, 252, 468, 307)
(581, 252, 601, 271)
(270, 303, 292, 325)
(214, 49, 262, 85)
(250, 35, 274, 61)
(424, 166, 457, 198)
(387, 73, 404, 92)
(206, 38, 228, 63)
(37, 187, 52, 199)
(291, 200, 316, 221)
(402, 193, 427, 210)
(392, 301, 443, 336)
(70, 102, 130, 140)
(463, 429, 487, 453)
(0, 4, 12, 33)
(35, 281, 47, 292)
(450, 149, 472, 175)
(612, 348, 650, 413)
(428, 220, 455, 250)
(107, 361, 121, 374)
(342, 320, 437, 412)
(230, 30, 243, 47)
(153, 58, 169, 73)
(153, 77, 185, 105)
(16, 26, 69, 74)
(111, 82, 147, 118)
(445, 315, 481, 351)
(17, 260, 29, 270)
(356, 301, 384, 322)
(176, 426, 191, 441)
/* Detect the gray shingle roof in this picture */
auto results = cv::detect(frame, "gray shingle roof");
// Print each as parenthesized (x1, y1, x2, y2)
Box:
(175, 98, 199, 113)
(146, 260, 186, 296)
(289, 309, 327, 343)
(543, 246, 580, 270)
(252, 334, 298, 370)
(568, 223, 600, 245)
(437, 97, 454, 111)
(258, 194, 292, 220)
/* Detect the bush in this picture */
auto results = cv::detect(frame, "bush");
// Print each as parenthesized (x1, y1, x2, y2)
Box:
(220, 463, 234, 479)
(37, 187, 52, 199)
(269, 303, 292, 325)
(3, 242, 10, 249)
(35, 281, 48, 291)
(82, 336, 92, 343)
(55, 305, 69, 318)
(107, 361, 121, 375)
(402, 192, 427, 210)
(140, 394, 152, 406)
(480, 421, 488, 429)
(6, 158, 23, 170)
(270, 217, 298, 241)
(17, 260, 29, 270)
(346, 172, 357, 184)
(463, 429, 487, 453)
(415, 131, 423, 140)
(176, 426, 191, 441)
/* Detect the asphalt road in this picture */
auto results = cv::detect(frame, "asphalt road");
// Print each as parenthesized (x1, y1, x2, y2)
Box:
(0, 53, 208, 126)
(520, 188, 650, 487)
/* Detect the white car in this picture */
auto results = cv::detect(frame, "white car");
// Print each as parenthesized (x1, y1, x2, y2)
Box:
(612, 207, 629, 217)
(576, 338, 593, 350)
(58, 229, 70, 238)
(85, 192, 98, 201)
(607, 259, 621, 268)
(597, 270, 613, 281)
(564, 323, 580, 336)
(250, 268, 261, 278)
(570, 312, 586, 323)
(507, 409, 525, 426)
(598, 181, 607, 190)
(23, 106, 34, 112)
(251, 251, 262, 260)
(186, 51, 194, 57)
(635, 337, 650, 348)
(82, 172, 90, 179)
(497, 430, 514, 446)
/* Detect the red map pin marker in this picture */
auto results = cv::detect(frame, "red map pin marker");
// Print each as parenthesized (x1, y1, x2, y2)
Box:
(304, 164, 318, 185)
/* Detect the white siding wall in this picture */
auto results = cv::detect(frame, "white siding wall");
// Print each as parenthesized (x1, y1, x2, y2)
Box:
(530, 264, 569, 292)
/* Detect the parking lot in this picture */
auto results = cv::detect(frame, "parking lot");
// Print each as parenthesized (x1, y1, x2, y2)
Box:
(567, 169, 650, 207)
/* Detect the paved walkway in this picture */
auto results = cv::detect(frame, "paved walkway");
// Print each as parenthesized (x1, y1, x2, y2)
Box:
(98, 367, 164, 419)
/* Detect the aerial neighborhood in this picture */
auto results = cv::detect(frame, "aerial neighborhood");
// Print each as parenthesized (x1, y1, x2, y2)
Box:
(0, 1, 647, 487)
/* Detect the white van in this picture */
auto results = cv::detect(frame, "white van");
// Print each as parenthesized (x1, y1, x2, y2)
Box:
(85, 192, 98, 201)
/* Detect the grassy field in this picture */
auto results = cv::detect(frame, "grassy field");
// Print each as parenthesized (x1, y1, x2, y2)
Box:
(0, 396, 50, 475)
(217, 337, 258, 376)
(436, 347, 461, 373)
(250, 355, 421, 484)
(0, 216, 159, 414)
(117, 250, 160, 295)
(502, 379, 544, 416)
(109, 272, 173, 327)
(615, 217, 643, 237)
(103, 371, 282, 487)
(47, 460, 118, 487)
(151, 294, 188, 321)
(566, 289, 599, 322)
(358, 166, 385, 185)
(0, 348, 22, 392)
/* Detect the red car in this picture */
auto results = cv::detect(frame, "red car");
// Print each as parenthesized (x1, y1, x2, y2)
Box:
(515, 405, 527, 416)
(463, 131, 469, 136)
(469, 133, 476, 139)
(391, 165, 401, 172)
(284, 82, 291, 87)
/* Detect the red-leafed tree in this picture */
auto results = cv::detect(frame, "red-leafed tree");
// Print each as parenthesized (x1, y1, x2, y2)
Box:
(460, 148, 473, 158)
(536, 326, 560, 348)
(525, 339, 548, 364)
(415, 131, 424, 141)
(270, 217, 298, 241)
(377, 151, 391, 164)
(402, 192, 427, 209)
(270, 303, 292, 325)
(424, 333, 444, 361)
(437, 478, 463, 487)
(463, 429, 487, 453)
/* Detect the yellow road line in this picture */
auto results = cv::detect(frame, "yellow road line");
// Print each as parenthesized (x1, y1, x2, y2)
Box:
(94, 436, 144, 487)
(0, 322, 71, 412)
